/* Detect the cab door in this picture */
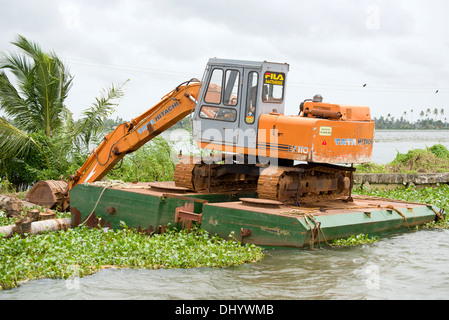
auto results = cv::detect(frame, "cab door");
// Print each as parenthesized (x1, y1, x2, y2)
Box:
(237, 69, 260, 150)
(194, 66, 243, 146)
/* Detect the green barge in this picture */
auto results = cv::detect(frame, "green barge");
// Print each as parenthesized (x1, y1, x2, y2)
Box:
(70, 181, 445, 249)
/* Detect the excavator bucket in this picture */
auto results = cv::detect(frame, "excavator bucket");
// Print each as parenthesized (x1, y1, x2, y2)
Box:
(26, 180, 69, 211)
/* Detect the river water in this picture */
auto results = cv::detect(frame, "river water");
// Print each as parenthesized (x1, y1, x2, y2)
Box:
(372, 130, 449, 164)
(1, 130, 449, 300)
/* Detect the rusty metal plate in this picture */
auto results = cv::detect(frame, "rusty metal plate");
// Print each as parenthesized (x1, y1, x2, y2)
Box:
(240, 198, 283, 208)
(148, 181, 189, 193)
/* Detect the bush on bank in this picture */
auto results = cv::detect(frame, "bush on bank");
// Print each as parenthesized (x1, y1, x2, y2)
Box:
(356, 144, 449, 174)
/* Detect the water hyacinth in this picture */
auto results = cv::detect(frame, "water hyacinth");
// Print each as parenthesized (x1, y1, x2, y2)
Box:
(0, 223, 264, 290)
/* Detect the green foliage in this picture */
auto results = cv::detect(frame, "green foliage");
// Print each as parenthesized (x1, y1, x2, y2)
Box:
(374, 111, 449, 130)
(428, 144, 449, 159)
(356, 144, 449, 174)
(0, 35, 126, 189)
(0, 225, 264, 290)
(106, 136, 177, 182)
(355, 184, 449, 215)
(0, 177, 16, 194)
(332, 234, 379, 247)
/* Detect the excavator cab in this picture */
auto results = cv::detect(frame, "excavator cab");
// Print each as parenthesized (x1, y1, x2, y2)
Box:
(192, 58, 289, 151)
(184, 58, 374, 202)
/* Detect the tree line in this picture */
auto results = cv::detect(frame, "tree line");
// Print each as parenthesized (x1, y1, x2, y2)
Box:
(374, 109, 449, 130)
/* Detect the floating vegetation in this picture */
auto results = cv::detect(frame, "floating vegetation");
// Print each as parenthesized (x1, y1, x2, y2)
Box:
(0, 224, 264, 290)
(331, 234, 380, 247)
(355, 184, 449, 214)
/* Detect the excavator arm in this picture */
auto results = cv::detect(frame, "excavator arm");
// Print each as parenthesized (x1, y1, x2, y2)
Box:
(69, 79, 201, 189)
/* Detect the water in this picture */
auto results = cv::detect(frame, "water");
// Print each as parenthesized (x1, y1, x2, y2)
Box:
(373, 130, 449, 164)
(1, 130, 449, 300)
(1, 230, 448, 300)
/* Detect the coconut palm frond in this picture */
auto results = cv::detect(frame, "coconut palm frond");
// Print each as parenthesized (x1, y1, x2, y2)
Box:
(0, 117, 48, 165)
(1, 35, 73, 136)
(71, 80, 128, 152)
(0, 71, 30, 120)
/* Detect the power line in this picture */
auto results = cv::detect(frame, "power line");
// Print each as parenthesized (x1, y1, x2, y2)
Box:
(65, 58, 202, 79)
(65, 58, 448, 93)
(288, 81, 449, 93)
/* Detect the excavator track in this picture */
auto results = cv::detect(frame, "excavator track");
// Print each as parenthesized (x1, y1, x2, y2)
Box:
(174, 157, 355, 204)
(174, 157, 259, 193)
(258, 164, 353, 204)
(173, 158, 197, 190)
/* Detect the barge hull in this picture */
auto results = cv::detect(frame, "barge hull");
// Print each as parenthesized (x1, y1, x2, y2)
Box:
(70, 182, 445, 248)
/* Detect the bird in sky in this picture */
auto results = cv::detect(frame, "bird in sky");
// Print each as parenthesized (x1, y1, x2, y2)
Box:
(435, 90, 439, 94)
(363, 84, 367, 87)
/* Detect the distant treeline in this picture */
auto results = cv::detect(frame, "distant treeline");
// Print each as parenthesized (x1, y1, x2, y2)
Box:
(374, 116, 449, 130)
(108, 114, 449, 131)
(372, 108, 448, 129)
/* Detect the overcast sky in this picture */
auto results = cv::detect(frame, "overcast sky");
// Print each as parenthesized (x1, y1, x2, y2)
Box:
(1, 0, 448, 122)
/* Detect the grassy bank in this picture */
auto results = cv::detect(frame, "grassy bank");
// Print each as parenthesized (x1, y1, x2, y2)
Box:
(356, 144, 449, 174)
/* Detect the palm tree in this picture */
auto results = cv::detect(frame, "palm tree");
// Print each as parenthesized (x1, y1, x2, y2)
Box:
(0, 35, 125, 185)
(433, 108, 439, 121)
(419, 110, 425, 119)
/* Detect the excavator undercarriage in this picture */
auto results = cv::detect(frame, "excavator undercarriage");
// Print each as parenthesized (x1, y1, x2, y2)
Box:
(174, 156, 355, 205)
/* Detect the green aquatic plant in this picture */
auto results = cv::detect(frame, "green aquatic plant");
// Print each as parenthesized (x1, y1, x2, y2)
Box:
(0, 225, 264, 290)
(331, 234, 380, 247)
(355, 184, 449, 213)
(428, 144, 449, 159)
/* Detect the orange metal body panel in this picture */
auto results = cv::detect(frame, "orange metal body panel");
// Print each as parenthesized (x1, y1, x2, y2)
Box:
(257, 111, 374, 164)
(199, 105, 374, 165)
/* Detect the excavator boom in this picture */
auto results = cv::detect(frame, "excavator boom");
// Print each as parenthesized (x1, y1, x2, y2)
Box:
(71, 80, 200, 187)
(26, 79, 200, 210)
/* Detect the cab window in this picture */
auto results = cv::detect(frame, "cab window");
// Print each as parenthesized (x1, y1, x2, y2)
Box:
(262, 71, 285, 103)
(199, 106, 237, 122)
(245, 72, 258, 124)
(223, 69, 240, 106)
(204, 69, 223, 104)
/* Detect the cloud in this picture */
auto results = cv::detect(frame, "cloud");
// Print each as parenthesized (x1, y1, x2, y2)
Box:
(0, 0, 448, 121)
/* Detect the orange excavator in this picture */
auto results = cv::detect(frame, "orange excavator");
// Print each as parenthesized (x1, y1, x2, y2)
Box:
(26, 58, 374, 209)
